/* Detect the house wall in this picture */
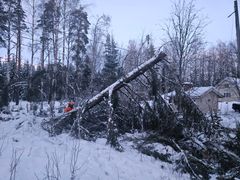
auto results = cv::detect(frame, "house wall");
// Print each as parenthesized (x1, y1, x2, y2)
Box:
(216, 81, 240, 102)
(193, 91, 219, 114)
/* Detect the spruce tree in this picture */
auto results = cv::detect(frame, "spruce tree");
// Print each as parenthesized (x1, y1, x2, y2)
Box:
(147, 43, 159, 98)
(102, 34, 120, 87)
(0, 63, 5, 108)
(80, 56, 92, 91)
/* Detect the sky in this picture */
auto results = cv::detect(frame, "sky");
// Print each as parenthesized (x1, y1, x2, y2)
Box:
(83, 0, 236, 47)
(0, 0, 236, 61)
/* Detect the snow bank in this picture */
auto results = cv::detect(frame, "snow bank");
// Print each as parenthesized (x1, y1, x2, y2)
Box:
(0, 101, 189, 180)
(219, 101, 240, 129)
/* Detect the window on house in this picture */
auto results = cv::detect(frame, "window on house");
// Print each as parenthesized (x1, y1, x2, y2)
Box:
(224, 84, 230, 88)
(224, 93, 231, 97)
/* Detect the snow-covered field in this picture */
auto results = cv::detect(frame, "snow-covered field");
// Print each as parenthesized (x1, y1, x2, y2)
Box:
(219, 101, 240, 129)
(1, 100, 240, 179)
(0, 102, 189, 180)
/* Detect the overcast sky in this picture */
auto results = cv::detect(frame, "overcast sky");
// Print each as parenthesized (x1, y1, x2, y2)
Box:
(84, 0, 235, 47)
(0, 0, 236, 61)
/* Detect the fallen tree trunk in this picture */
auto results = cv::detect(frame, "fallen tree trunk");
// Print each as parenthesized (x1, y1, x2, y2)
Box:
(42, 52, 167, 136)
(80, 52, 167, 112)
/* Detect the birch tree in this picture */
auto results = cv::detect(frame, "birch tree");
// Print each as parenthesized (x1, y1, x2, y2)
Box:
(25, 0, 37, 77)
(164, 0, 205, 82)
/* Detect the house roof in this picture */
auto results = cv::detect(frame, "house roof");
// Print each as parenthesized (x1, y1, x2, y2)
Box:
(163, 86, 223, 99)
(216, 77, 240, 88)
(185, 86, 223, 98)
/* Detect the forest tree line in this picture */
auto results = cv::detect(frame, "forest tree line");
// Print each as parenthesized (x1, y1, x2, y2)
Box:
(0, 0, 239, 108)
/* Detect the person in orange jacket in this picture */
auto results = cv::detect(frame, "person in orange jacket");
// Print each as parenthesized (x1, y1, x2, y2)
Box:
(64, 101, 74, 113)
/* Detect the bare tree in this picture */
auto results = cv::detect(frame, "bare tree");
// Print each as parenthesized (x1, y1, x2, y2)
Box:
(25, 0, 38, 77)
(62, 0, 67, 65)
(163, 0, 205, 82)
(123, 40, 139, 73)
(89, 14, 111, 75)
(195, 41, 237, 86)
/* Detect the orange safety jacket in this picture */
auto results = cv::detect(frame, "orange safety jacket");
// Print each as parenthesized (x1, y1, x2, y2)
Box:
(64, 107, 73, 113)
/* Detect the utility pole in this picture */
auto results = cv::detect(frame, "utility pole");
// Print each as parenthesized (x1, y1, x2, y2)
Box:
(234, 0, 240, 77)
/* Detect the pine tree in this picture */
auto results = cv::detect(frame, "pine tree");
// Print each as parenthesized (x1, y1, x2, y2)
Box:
(4, 0, 17, 62)
(69, 6, 90, 69)
(0, 0, 7, 47)
(38, 0, 61, 67)
(12, 0, 27, 69)
(102, 34, 120, 87)
(69, 6, 90, 96)
(12, 0, 26, 105)
(38, 2, 50, 69)
(37, 0, 61, 108)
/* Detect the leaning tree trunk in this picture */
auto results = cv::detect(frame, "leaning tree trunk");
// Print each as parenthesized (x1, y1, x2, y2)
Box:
(42, 52, 167, 136)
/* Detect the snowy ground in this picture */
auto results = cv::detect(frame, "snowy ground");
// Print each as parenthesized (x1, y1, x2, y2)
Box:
(218, 101, 240, 129)
(0, 101, 189, 180)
